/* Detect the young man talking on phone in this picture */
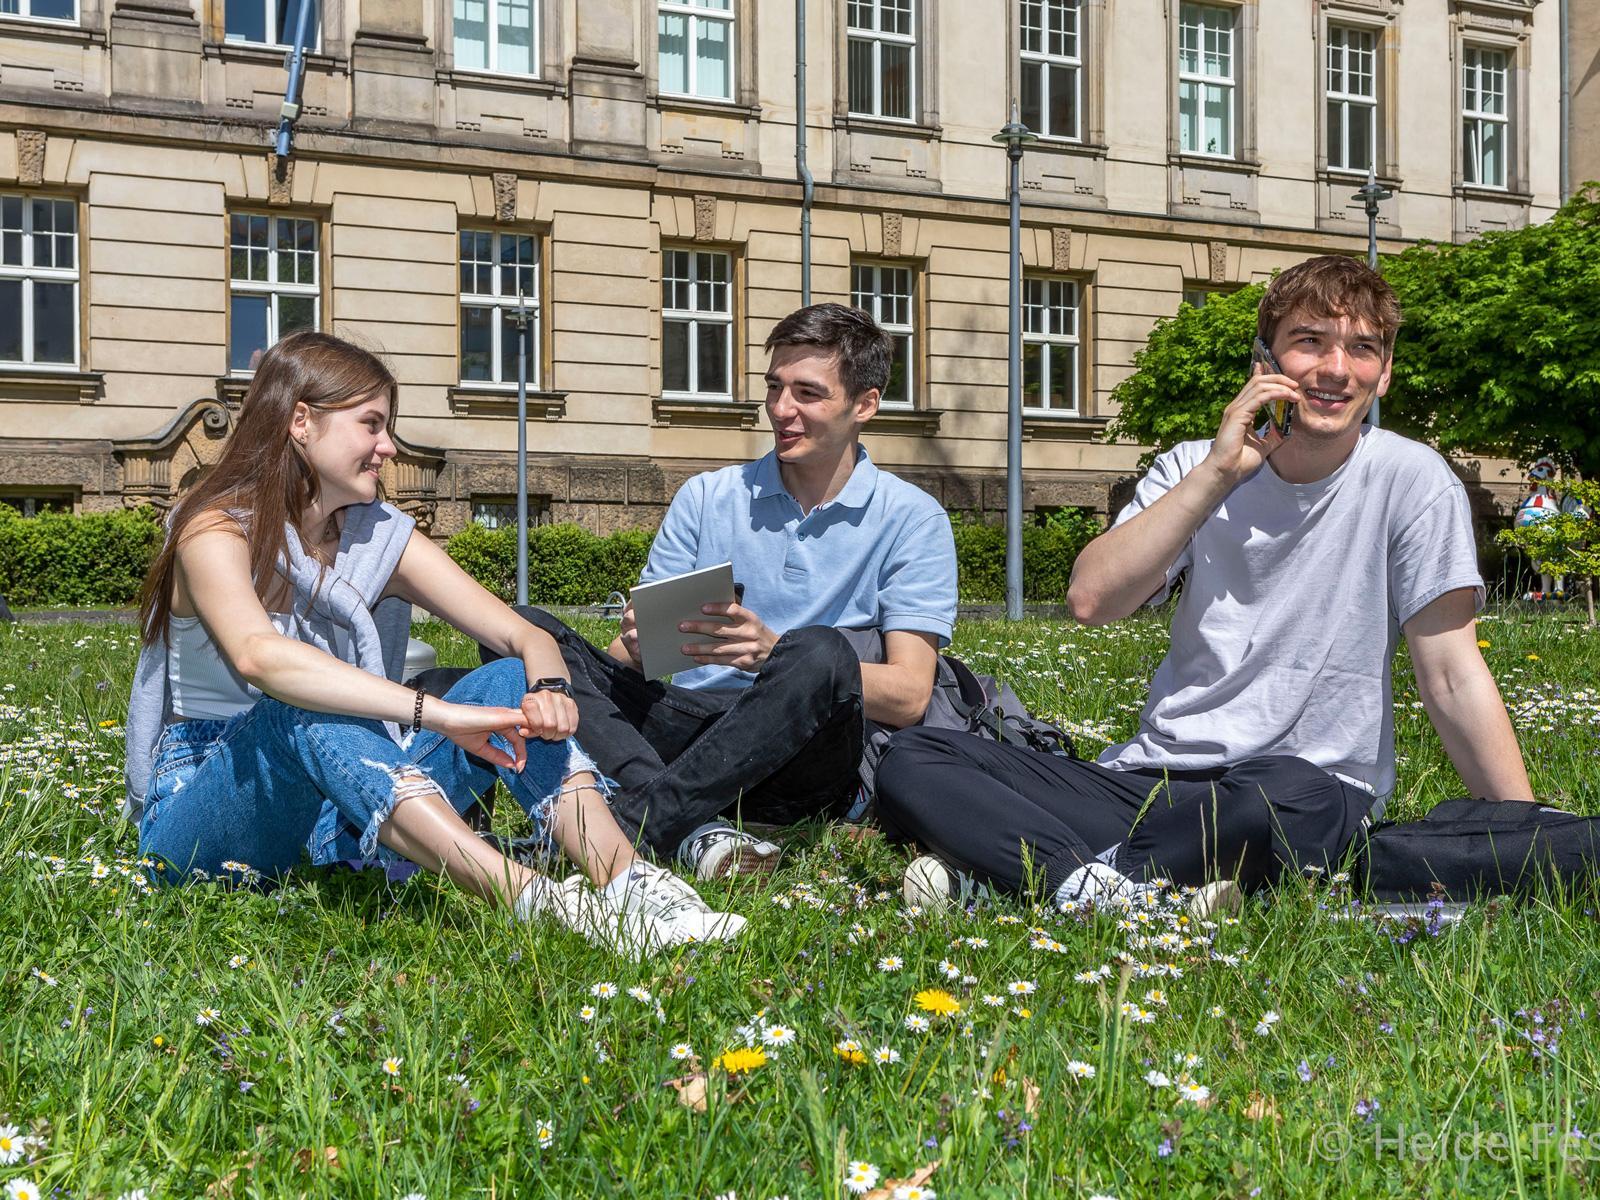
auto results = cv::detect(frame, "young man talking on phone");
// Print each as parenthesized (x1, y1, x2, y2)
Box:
(878, 256, 1531, 910)
(503, 304, 956, 878)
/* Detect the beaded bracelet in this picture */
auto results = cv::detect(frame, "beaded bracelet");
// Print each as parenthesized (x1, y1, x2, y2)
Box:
(411, 686, 426, 734)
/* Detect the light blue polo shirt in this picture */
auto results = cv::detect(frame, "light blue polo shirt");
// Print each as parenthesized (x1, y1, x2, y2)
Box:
(639, 447, 958, 690)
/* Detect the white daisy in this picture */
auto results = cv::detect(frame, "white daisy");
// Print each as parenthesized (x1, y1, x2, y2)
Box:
(1208, 1005, 1227, 1018)
(904, 1014, 931, 1033)
(579, 1005, 597, 1022)
(1178, 1080, 1212, 1104)
(762, 1025, 797, 1047)
(893, 1187, 936, 1200)
(877, 956, 904, 972)
(381, 1056, 403, 1076)
(873, 1046, 901, 1065)
(0, 1125, 20, 1164)
(938, 959, 961, 979)
(590, 982, 618, 999)
(227, 955, 249, 969)
(1007, 980, 1037, 996)
(1253, 1011, 1281, 1037)
(1143, 1070, 1171, 1088)
(1067, 1060, 1096, 1079)
(196, 1006, 221, 1026)
(844, 1161, 881, 1195)
(627, 986, 653, 1003)
(670, 1043, 694, 1060)
(6, 1179, 41, 1200)
(536, 1119, 555, 1149)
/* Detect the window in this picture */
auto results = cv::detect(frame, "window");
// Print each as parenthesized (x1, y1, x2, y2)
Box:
(1020, 0, 1080, 141)
(0, 195, 78, 369)
(0, 492, 73, 518)
(455, 0, 536, 76)
(847, 0, 915, 121)
(0, 0, 77, 22)
(459, 230, 539, 387)
(472, 494, 550, 528)
(658, 0, 733, 100)
(1462, 46, 1509, 189)
(228, 213, 318, 374)
(225, 0, 316, 47)
(1325, 25, 1376, 174)
(1177, 3, 1234, 158)
(662, 249, 732, 400)
(1181, 284, 1235, 309)
(1022, 276, 1078, 414)
(850, 263, 914, 408)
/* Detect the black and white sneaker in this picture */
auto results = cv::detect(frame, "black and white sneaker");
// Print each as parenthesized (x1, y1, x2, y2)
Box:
(676, 821, 784, 882)
(902, 855, 997, 911)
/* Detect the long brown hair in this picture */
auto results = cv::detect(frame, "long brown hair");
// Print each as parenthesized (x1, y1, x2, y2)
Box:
(138, 331, 397, 645)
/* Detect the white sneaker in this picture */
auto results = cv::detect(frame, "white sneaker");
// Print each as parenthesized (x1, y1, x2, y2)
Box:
(677, 821, 783, 881)
(1056, 862, 1149, 910)
(607, 861, 747, 944)
(902, 854, 998, 911)
(1187, 879, 1244, 921)
(514, 875, 673, 960)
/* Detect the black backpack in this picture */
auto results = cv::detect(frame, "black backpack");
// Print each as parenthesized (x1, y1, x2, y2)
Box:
(835, 628, 1076, 806)
(1353, 798, 1600, 902)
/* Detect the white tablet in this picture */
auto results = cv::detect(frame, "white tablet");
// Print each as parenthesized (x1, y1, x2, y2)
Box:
(629, 561, 737, 679)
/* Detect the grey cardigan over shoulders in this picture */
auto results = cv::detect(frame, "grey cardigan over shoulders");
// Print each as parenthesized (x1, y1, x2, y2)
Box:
(123, 500, 417, 822)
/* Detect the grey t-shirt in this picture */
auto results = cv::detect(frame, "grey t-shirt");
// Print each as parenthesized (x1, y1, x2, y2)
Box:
(1098, 427, 1484, 801)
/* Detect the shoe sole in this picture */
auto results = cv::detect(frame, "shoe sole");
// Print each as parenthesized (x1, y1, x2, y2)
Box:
(702, 842, 784, 881)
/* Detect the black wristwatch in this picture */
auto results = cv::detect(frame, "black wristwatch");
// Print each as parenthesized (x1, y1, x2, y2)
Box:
(526, 677, 573, 698)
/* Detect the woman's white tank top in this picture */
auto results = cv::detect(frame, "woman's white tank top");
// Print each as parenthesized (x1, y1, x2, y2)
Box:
(166, 612, 295, 720)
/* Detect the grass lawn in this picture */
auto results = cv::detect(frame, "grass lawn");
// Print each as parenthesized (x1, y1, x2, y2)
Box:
(2, 608, 1598, 1198)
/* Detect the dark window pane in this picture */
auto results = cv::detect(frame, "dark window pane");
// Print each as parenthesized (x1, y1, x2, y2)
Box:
(663, 319, 690, 392)
(1049, 64, 1076, 139)
(500, 309, 528, 383)
(1327, 100, 1343, 168)
(880, 42, 912, 119)
(1, 232, 19, 267)
(278, 294, 315, 338)
(277, 0, 315, 44)
(1023, 342, 1044, 407)
(884, 333, 909, 405)
(1348, 104, 1372, 174)
(1020, 61, 1043, 134)
(0, 280, 21, 361)
(460, 305, 493, 380)
(696, 322, 728, 394)
(226, 0, 268, 43)
(32, 281, 74, 363)
(32, 0, 78, 17)
(1050, 344, 1076, 410)
(847, 37, 873, 114)
(230, 292, 270, 372)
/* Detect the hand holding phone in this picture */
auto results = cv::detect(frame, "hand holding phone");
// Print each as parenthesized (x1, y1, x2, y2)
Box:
(1251, 337, 1294, 439)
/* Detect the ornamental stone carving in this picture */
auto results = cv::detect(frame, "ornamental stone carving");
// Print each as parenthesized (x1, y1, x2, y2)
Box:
(17, 131, 46, 186)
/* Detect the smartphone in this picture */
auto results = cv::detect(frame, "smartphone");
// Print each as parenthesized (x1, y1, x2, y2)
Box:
(1251, 337, 1293, 438)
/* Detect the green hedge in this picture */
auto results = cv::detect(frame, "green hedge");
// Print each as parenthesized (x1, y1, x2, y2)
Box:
(950, 507, 1101, 603)
(0, 505, 164, 607)
(445, 521, 654, 605)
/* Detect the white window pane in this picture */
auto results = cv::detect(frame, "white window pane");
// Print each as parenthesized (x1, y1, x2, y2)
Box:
(659, 11, 688, 94)
(497, 0, 533, 74)
(694, 15, 730, 99)
(1480, 120, 1504, 186)
(1178, 80, 1199, 152)
(455, 0, 488, 70)
(1203, 84, 1230, 155)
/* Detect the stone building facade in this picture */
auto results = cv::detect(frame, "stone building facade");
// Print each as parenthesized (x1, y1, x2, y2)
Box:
(0, 0, 1562, 535)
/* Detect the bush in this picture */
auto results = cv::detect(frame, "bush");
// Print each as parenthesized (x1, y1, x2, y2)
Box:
(951, 508, 1099, 603)
(0, 505, 164, 607)
(445, 522, 654, 605)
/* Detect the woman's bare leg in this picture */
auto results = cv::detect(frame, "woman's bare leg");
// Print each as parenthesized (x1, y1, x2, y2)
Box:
(551, 770, 640, 888)
(374, 768, 533, 907)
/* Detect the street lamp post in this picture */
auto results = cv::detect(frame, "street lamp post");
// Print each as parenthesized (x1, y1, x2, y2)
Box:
(1352, 161, 1392, 428)
(507, 291, 534, 607)
(993, 105, 1037, 622)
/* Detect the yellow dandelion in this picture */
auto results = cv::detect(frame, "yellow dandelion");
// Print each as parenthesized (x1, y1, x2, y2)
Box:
(1477, 639, 1491, 649)
(914, 988, 962, 1017)
(1527, 653, 1540, 661)
(713, 1046, 768, 1074)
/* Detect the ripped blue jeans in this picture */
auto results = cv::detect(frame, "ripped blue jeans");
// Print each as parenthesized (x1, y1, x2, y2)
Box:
(139, 657, 600, 882)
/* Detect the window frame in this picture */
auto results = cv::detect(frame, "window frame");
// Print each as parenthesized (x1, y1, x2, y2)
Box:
(452, 0, 540, 79)
(1325, 22, 1378, 177)
(1176, 2, 1236, 161)
(226, 211, 321, 376)
(660, 246, 735, 403)
(850, 261, 916, 411)
(0, 192, 81, 372)
(1018, 0, 1082, 143)
(1461, 43, 1510, 191)
(845, 0, 918, 123)
(457, 227, 542, 390)
(656, 0, 735, 102)
(0, 0, 78, 26)
(222, 0, 321, 51)
(1021, 274, 1080, 417)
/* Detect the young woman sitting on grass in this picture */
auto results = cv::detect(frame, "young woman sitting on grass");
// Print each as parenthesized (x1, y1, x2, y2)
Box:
(124, 331, 743, 955)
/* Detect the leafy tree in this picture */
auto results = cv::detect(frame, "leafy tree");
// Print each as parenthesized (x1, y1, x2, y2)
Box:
(1104, 283, 1265, 467)
(1496, 479, 1600, 624)
(1381, 185, 1600, 477)
(1103, 187, 1600, 474)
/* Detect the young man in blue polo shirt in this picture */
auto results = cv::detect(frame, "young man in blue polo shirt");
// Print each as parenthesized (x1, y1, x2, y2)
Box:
(511, 303, 957, 878)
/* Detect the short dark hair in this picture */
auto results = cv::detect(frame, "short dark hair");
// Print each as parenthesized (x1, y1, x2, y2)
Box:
(1258, 255, 1402, 354)
(763, 303, 892, 400)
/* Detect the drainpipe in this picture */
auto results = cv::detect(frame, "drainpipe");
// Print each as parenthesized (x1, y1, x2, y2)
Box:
(796, 0, 814, 305)
(1560, 0, 1571, 203)
(273, 0, 317, 168)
